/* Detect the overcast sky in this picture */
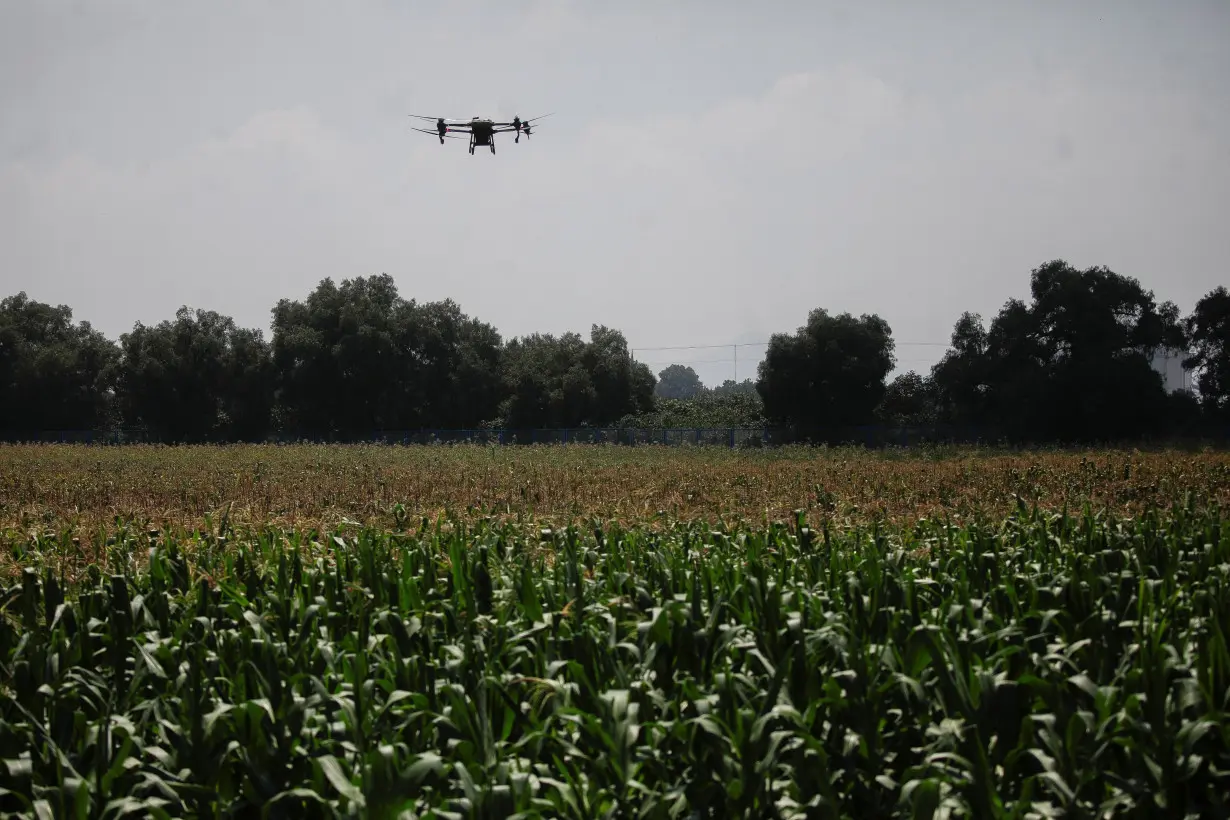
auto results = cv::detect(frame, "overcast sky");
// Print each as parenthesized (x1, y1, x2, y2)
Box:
(2, 0, 1227, 387)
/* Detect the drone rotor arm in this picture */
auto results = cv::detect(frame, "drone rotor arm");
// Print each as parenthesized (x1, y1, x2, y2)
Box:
(411, 127, 466, 139)
(409, 114, 473, 126)
(490, 113, 552, 128)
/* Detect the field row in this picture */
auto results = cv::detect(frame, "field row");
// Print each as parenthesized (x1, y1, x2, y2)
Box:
(2, 443, 1229, 540)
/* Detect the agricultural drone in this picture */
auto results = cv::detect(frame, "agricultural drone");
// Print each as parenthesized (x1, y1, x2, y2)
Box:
(409, 113, 551, 155)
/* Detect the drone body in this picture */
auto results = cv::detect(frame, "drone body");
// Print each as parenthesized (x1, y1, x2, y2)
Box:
(409, 113, 551, 154)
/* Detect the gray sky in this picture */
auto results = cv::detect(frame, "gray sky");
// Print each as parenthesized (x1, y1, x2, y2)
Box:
(2, 0, 1228, 387)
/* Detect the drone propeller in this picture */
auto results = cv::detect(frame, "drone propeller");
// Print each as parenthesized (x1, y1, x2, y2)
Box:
(505, 113, 552, 125)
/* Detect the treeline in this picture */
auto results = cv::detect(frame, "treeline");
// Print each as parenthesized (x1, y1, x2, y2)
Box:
(1, 260, 1227, 444)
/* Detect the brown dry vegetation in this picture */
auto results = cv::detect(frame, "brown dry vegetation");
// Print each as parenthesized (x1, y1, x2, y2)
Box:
(3, 442, 1228, 538)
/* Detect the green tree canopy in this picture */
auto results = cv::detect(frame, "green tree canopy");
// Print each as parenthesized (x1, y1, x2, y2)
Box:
(0, 292, 119, 434)
(654, 364, 704, 399)
(619, 390, 766, 429)
(1184, 285, 1230, 420)
(499, 325, 654, 429)
(115, 307, 273, 441)
(932, 260, 1186, 441)
(270, 274, 502, 435)
(710, 378, 758, 397)
(756, 308, 896, 433)
(0, 258, 1221, 443)
(877, 371, 939, 426)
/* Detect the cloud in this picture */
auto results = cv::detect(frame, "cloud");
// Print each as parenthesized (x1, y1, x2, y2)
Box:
(1, 45, 1227, 394)
(1, 106, 380, 330)
(577, 66, 917, 179)
(3, 65, 924, 353)
(513, 0, 594, 43)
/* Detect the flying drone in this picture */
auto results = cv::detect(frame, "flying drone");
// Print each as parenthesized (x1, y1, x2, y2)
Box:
(409, 113, 551, 154)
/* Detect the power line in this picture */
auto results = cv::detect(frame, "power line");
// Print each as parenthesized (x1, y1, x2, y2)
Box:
(631, 339, 948, 354)
(633, 342, 766, 352)
(629, 339, 951, 381)
(638, 356, 943, 366)
(635, 350, 947, 381)
(637, 357, 748, 366)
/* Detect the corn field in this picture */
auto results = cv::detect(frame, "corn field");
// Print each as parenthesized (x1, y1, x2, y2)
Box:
(2, 443, 1229, 547)
(2, 444, 1229, 816)
(3, 499, 1229, 816)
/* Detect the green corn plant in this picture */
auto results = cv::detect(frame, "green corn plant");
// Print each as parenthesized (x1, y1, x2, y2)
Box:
(1, 504, 1229, 817)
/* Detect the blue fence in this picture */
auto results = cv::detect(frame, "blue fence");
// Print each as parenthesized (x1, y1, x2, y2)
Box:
(355, 428, 776, 446)
(0, 425, 1013, 447)
(0, 427, 776, 447)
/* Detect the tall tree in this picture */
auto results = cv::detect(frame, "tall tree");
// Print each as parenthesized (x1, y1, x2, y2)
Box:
(877, 371, 939, 426)
(930, 311, 991, 428)
(710, 378, 759, 397)
(0, 292, 119, 434)
(1019, 260, 1182, 441)
(756, 308, 896, 433)
(270, 274, 502, 436)
(221, 326, 277, 441)
(499, 325, 654, 429)
(271, 274, 403, 435)
(933, 260, 1185, 442)
(115, 307, 274, 441)
(1184, 285, 1230, 420)
(654, 364, 704, 399)
(410, 299, 504, 429)
(584, 324, 654, 420)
